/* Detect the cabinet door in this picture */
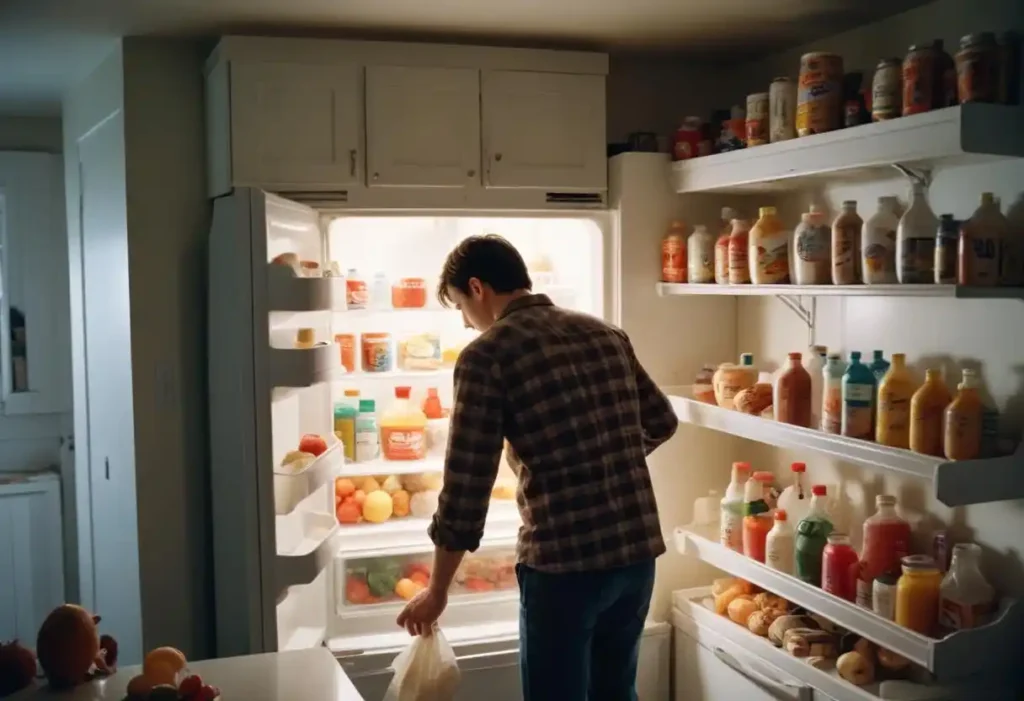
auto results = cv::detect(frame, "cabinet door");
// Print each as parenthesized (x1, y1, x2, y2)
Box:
(482, 71, 606, 190)
(365, 66, 481, 188)
(230, 62, 363, 189)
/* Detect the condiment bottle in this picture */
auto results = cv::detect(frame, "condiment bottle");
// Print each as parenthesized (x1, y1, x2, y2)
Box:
(944, 368, 983, 460)
(423, 387, 444, 419)
(749, 206, 790, 284)
(334, 389, 360, 461)
(873, 573, 899, 621)
(714, 208, 736, 284)
(832, 201, 862, 285)
(728, 219, 752, 284)
(775, 352, 812, 427)
(877, 353, 916, 449)
(855, 495, 911, 608)
(822, 533, 859, 602)
(792, 205, 831, 285)
(777, 462, 811, 526)
(693, 363, 717, 404)
(765, 509, 796, 575)
(841, 351, 876, 441)
(721, 461, 752, 552)
(821, 353, 846, 434)
(939, 543, 995, 632)
(869, 349, 890, 383)
(862, 196, 900, 284)
(371, 271, 391, 309)
(934, 214, 960, 284)
(804, 346, 828, 430)
(896, 180, 939, 284)
(713, 354, 757, 409)
(661, 221, 688, 283)
(742, 471, 776, 563)
(688, 225, 716, 284)
(354, 398, 380, 462)
(794, 485, 834, 586)
(958, 192, 1004, 286)
(910, 369, 952, 456)
(896, 555, 943, 636)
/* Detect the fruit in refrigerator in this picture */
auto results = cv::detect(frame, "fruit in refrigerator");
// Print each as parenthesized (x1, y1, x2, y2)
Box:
(713, 584, 746, 616)
(335, 478, 356, 499)
(359, 477, 381, 493)
(336, 501, 361, 525)
(400, 473, 442, 493)
(395, 578, 422, 600)
(837, 650, 875, 685)
(298, 434, 328, 456)
(410, 571, 430, 587)
(381, 475, 403, 494)
(352, 489, 367, 505)
(405, 563, 431, 579)
(345, 577, 372, 604)
(362, 490, 394, 523)
(876, 647, 910, 672)
(392, 489, 411, 517)
(409, 490, 440, 519)
(464, 577, 496, 593)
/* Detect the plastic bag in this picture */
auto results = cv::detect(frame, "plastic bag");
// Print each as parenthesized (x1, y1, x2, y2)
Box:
(383, 628, 461, 701)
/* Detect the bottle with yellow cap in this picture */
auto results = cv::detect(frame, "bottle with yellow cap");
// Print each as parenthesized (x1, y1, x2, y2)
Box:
(749, 206, 791, 284)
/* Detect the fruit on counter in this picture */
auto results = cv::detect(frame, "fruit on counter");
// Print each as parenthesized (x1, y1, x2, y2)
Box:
(126, 674, 155, 699)
(400, 473, 443, 493)
(298, 434, 328, 457)
(143, 647, 188, 678)
(409, 490, 440, 519)
(392, 490, 411, 517)
(362, 490, 394, 523)
(148, 685, 181, 701)
(280, 450, 315, 473)
(179, 674, 204, 698)
(767, 615, 821, 647)
(36, 604, 109, 689)
(837, 650, 875, 686)
(0, 639, 37, 696)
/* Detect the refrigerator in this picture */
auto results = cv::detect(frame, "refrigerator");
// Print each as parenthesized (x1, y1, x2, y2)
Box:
(207, 187, 679, 698)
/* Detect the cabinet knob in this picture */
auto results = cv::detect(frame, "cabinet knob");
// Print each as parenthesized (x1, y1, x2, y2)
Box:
(494, 153, 503, 162)
(372, 172, 380, 180)
(467, 169, 476, 178)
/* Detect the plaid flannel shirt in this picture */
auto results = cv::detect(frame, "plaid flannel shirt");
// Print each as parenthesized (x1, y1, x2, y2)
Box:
(428, 294, 678, 573)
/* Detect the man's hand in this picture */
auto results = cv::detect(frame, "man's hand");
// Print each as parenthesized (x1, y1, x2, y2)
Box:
(396, 587, 448, 636)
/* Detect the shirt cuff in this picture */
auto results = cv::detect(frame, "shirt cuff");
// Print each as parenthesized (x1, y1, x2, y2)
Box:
(428, 513, 483, 553)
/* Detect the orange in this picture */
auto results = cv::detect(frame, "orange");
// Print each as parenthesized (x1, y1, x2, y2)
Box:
(335, 478, 356, 498)
(142, 660, 177, 686)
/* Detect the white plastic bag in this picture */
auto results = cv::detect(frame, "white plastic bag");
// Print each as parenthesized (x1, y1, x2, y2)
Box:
(383, 628, 461, 701)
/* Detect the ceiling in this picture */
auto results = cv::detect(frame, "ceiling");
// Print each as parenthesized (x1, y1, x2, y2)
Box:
(0, 0, 931, 116)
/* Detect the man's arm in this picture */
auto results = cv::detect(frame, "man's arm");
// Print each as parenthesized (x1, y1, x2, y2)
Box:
(623, 334, 679, 454)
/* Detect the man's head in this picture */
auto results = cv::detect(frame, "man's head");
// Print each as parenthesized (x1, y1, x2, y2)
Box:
(437, 234, 533, 331)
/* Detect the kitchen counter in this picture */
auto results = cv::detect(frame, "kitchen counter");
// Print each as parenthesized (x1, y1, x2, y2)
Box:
(12, 647, 364, 701)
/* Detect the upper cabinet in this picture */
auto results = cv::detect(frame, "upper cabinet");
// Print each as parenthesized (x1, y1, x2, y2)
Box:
(365, 66, 481, 189)
(482, 71, 607, 190)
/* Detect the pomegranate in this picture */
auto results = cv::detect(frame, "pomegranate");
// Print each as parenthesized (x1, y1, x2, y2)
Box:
(0, 639, 37, 696)
(35, 604, 100, 689)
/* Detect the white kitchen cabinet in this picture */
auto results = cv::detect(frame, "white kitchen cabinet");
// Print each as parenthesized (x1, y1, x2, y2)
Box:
(482, 71, 606, 190)
(207, 61, 363, 195)
(365, 65, 481, 189)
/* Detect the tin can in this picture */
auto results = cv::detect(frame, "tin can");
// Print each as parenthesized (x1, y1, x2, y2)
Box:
(745, 92, 770, 146)
(872, 58, 903, 120)
(673, 117, 703, 160)
(661, 224, 687, 283)
(360, 332, 393, 373)
(797, 52, 844, 136)
(903, 44, 939, 115)
(934, 214, 959, 284)
(334, 333, 356, 373)
(956, 32, 1000, 103)
(872, 573, 899, 621)
(769, 78, 797, 142)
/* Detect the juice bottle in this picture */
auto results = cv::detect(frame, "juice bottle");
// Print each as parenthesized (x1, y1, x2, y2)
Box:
(749, 206, 790, 284)
(794, 485, 834, 586)
(877, 353, 917, 449)
(896, 181, 939, 284)
(661, 221, 688, 283)
(821, 353, 846, 433)
(958, 192, 1004, 287)
(910, 369, 952, 456)
(944, 369, 983, 460)
(869, 350, 890, 383)
(822, 533, 859, 602)
(423, 387, 444, 419)
(742, 471, 775, 563)
(832, 201, 863, 285)
(775, 352, 812, 427)
(896, 555, 943, 636)
(765, 510, 795, 575)
(715, 207, 737, 284)
(804, 346, 828, 430)
(333, 388, 361, 461)
(688, 225, 716, 284)
(720, 461, 752, 551)
(938, 543, 995, 632)
(841, 351, 876, 441)
(854, 495, 911, 608)
(380, 386, 427, 460)
(776, 462, 811, 526)
(728, 218, 752, 284)
(862, 196, 900, 285)
(792, 205, 831, 285)
(354, 399, 379, 463)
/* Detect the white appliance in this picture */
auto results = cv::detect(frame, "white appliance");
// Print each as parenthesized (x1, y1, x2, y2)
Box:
(209, 187, 674, 698)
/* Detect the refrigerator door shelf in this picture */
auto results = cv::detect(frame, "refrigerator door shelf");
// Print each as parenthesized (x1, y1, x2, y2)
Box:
(274, 433, 343, 541)
(276, 511, 340, 594)
(270, 344, 338, 388)
(267, 263, 346, 313)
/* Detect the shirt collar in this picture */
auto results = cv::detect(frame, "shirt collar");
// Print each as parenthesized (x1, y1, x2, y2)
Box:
(497, 293, 553, 321)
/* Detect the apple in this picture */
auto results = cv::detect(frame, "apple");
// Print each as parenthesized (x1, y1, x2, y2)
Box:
(298, 434, 327, 456)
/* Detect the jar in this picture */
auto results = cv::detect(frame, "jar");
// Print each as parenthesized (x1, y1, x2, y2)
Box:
(956, 32, 1000, 104)
(688, 225, 716, 284)
(346, 269, 368, 309)
(895, 555, 943, 636)
(673, 117, 703, 160)
(360, 332, 393, 373)
(903, 44, 939, 116)
(797, 52, 844, 136)
(334, 333, 356, 373)
(745, 92, 770, 146)
(392, 277, 428, 308)
(822, 533, 859, 602)
(769, 77, 797, 142)
(662, 221, 688, 283)
(693, 364, 717, 404)
(872, 58, 903, 121)
(873, 573, 899, 620)
(939, 543, 995, 632)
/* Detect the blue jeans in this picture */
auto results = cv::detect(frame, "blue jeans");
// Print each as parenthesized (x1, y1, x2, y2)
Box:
(517, 559, 656, 701)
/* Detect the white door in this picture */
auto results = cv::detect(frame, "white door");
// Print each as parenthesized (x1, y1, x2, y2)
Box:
(230, 62, 364, 189)
(77, 111, 144, 664)
(482, 71, 606, 190)
(365, 66, 481, 188)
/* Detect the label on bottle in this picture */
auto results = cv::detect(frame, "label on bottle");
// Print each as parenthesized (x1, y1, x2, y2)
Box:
(938, 597, 993, 631)
(766, 534, 795, 574)
(879, 395, 910, 435)
(843, 382, 874, 438)
(833, 224, 860, 283)
(720, 501, 745, 551)
(900, 237, 936, 284)
(856, 577, 874, 609)
(797, 226, 829, 263)
(381, 427, 426, 461)
(755, 238, 791, 284)
(912, 404, 945, 455)
(863, 226, 896, 278)
(945, 410, 982, 459)
(873, 580, 897, 620)
(355, 429, 380, 462)
(822, 384, 843, 433)
(935, 237, 958, 284)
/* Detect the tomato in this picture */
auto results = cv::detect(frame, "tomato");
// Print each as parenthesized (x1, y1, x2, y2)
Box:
(464, 577, 495, 592)
(336, 501, 361, 525)
(298, 434, 328, 456)
(346, 576, 371, 604)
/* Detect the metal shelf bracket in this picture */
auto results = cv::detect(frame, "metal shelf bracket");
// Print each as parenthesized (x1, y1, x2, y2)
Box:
(893, 163, 932, 189)
(777, 295, 817, 346)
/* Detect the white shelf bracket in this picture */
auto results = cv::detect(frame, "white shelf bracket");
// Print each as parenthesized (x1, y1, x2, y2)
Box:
(892, 163, 932, 189)
(777, 295, 817, 346)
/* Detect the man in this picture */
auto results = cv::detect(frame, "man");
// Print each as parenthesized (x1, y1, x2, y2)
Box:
(396, 234, 678, 701)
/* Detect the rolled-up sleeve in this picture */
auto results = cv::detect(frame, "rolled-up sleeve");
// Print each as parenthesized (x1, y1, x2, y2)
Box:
(428, 345, 504, 552)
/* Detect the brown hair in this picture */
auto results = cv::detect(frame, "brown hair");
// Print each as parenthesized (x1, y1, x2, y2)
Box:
(437, 234, 532, 307)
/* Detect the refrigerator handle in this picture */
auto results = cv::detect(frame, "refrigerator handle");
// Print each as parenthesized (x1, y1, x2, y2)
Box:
(349, 149, 357, 177)
(712, 646, 809, 695)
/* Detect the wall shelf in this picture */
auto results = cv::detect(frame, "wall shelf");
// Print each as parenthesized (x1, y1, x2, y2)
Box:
(669, 393, 1024, 507)
(673, 527, 1023, 681)
(656, 282, 1024, 300)
(670, 104, 1024, 194)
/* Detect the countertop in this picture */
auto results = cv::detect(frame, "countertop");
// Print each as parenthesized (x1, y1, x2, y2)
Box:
(12, 647, 364, 701)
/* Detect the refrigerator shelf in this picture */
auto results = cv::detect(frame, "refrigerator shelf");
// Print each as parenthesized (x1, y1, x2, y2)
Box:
(670, 103, 1024, 194)
(338, 456, 445, 477)
(668, 391, 1024, 507)
(334, 306, 458, 317)
(275, 434, 342, 553)
(276, 511, 340, 594)
(656, 282, 1024, 300)
(335, 368, 454, 382)
(673, 527, 1024, 681)
(267, 263, 346, 312)
(269, 344, 338, 387)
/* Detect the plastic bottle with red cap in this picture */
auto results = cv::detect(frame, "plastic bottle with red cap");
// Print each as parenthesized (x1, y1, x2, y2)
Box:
(777, 462, 811, 526)
(794, 485, 835, 586)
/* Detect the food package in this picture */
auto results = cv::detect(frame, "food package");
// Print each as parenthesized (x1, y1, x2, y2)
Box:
(398, 333, 442, 371)
(383, 627, 460, 701)
(783, 628, 838, 658)
(747, 609, 780, 637)
(734, 383, 773, 414)
(768, 615, 821, 646)
(714, 585, 747, 616)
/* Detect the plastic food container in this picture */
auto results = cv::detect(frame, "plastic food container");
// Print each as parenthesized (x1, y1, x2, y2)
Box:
(361, 332, 393, 373)
(392, 277, 428, 308)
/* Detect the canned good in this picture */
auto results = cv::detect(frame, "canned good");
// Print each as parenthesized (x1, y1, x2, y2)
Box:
(769, 77, 797, 142)
(673, 117, 703, 160)
(873, 573, 899, 621)
(360, 332, 393, 373)
(662, 223, 687, 283)
(903, 44, 939, 115)
(334, 333, 356, 373)
(797, 52, 844, 136)
(745, 92, 770, 146)
(956, 32, 1000, 103)
(872, 58, 903, 120)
